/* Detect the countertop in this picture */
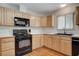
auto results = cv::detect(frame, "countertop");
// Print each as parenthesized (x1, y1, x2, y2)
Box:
(31, 33, 79, 38)
(0, 34, 79, 39)
(0, 35, 15, 39)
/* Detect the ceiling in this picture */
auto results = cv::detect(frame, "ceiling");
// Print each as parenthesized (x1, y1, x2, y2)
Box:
(20, 3, 67, 15)
(11, 3, 72, 16)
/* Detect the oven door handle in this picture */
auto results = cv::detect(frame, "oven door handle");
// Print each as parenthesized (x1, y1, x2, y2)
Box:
(73, 40, 79, 42)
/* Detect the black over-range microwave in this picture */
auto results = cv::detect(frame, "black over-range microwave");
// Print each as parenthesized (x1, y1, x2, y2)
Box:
(14, 17, 30, 27)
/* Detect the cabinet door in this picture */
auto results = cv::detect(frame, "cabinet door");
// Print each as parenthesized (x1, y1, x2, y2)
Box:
(44, 35, 52, 48)
(51, 36, 60, 51)
(40, 35, 44, 47)
(0, 7, 5, 25)
(0, 37, 15, 56)
(30, 16, 41, 27)
(52, 15, 55, 27)
(22, 12, 30, 19)
(4, 8, 15, 26)
(32, 35, 41, 50)
(60, 39, 72, 55)
(30, 16, 36, 26)
(14, 11, 22, 18)
(76, 6, 79, 25)
(44, 35, 48, 47)
(40, 16, 47, 26)
(47, 16, 52, 27)
(35, 16, 41, 26)
(1, 49, 15, 56)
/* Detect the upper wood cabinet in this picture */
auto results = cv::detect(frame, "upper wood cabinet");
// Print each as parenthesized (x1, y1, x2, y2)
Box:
(0, 6, 52, 27)
(40, 16, 47, 27)
(0, 7, 15, 26)
(52, 15, 55, 27)
(22, 12, 30, 19)
(40, 16, 52, 27)
(76, 6, 79, 25)
(4, 8, 15, 26)
(30, 16, 41, 27)
(30, 15, 52, 27)
(0, 7, 5, 25)
(14, 11, 22, 18)
(47, 16, 52, 27)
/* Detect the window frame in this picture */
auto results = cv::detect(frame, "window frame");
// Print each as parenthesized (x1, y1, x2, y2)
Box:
(56, 13, 74, 30)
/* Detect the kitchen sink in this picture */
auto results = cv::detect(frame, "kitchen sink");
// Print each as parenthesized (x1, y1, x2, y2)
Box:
(56, 33, 72, 36)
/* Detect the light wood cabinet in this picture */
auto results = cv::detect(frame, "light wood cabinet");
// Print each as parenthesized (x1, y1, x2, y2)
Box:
(22, 12, 30, 19)
(44, 35, 52, 49)
(0, 6, 53, 27)
(40, 16, 47, 27)
(51, 36, 61, 51)
(0, 37, 15, 56)
(60, 37, 72, 56)
(30, 16, 52, 27)
(14, 10, 22, 18)
(30, 16, 41, 27)
(40, 35, 44, 47)
(43, 35, 72, 56)
(47, 16, 52, 27)
(30, 16, 36, 26)
(4, 8, 15, 26)
(1, 49, 15, 56)
(0, 7, 5, 25)
(52, 15, 55, 27)
(40, 16, 52, 27)
(0, 7, 15, 26)
(32, 35, 43, 50)
(76, 6, 79, 25)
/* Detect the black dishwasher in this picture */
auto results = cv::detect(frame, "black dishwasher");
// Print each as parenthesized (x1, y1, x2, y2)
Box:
(72, 37, 79, 56)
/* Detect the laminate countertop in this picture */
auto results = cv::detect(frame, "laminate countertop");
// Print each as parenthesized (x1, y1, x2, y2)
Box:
(0, 35, 15, 39)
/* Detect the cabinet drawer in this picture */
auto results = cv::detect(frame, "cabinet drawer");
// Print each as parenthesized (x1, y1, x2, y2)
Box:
(1, 37, 15, 43)
(1, 49, 15, 56)
(1, 42, 15, 51)
(61, 36, 71, 41)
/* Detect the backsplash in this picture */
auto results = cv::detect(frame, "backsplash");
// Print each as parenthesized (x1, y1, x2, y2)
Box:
(0, 27, 13, 35)
(0, 26, 79, 35)
(0, 26, 57, 35)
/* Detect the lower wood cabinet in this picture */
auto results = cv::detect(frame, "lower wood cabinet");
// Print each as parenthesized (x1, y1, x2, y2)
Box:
(44, 35, 52, 49)
(0, 49, 15, 56)
(32, 35, 43, 50)
(32, 34, 72, 55)
(43, 35, 72, 56)
(0, 37, 15, 56)
(60, 37, 72, 56)
(51, 36, 61, 52)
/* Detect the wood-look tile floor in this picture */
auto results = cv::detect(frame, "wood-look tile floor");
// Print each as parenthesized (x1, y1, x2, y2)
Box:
(25, 47, 65, 56)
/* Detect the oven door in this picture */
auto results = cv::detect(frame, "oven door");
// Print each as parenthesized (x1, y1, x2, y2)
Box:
(15, 37, 32, 56)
